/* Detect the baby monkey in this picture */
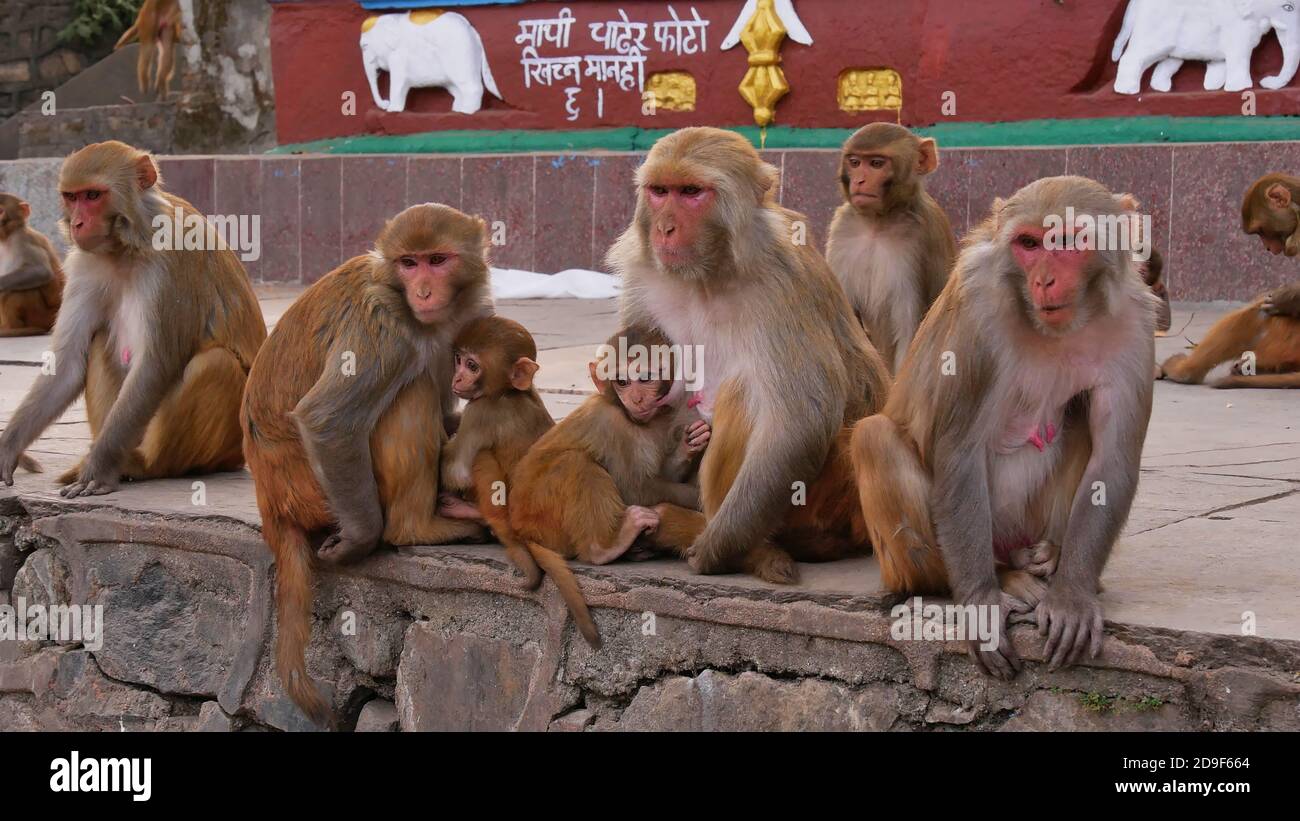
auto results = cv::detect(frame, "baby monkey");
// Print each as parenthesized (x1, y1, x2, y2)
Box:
(438, 315, 555, 586)
(506, 326, 709, 647)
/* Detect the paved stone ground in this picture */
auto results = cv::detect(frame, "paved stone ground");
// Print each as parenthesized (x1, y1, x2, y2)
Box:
(0, 291, 1296, 645)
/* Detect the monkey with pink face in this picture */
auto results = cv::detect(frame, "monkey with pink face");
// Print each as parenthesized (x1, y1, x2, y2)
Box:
(853, 176, 1160, 678)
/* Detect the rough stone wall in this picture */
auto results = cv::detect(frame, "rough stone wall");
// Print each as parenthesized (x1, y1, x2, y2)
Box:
(1, 499, 1297, 732)
(0, 0, 97, 119)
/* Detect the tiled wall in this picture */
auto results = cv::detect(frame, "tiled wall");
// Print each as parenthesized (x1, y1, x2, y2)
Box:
(3, 143, 1299, 301)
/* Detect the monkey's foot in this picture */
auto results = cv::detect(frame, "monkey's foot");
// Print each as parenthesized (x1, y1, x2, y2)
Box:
(1004, 593, 1039, 625)
(436, 492, 482, 520)
(998, 568, 1048, 615)
(317, 533, 378, 564)
(1009, 540, 1059, 578)
(741, 543, 800, 585)
(592, 505, 660, 565)
(16, 454, 42, 474)
(1158, 354, 1204, 384)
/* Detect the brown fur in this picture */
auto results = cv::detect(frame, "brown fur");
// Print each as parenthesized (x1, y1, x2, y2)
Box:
(0, 193, 64, 336)
(0, 141, 264, 498)
(1241, 173, 1300, 251)
(851, 176, 1158, 676)
(115, 0, 182, 99)
(1160, 295, 1300, 388)
(242, 204, 492, 726)
(611, 127, 889, 584)
(825, 123, 956, 372)
(438, 316, 568, 625)
(508, 327, 707, 647)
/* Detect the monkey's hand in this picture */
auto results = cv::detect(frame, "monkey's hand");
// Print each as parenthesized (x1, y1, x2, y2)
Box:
(1035, 582, 1105, 670)
(963, 587, 1021, 681)
(1262, 284, 1300, 319)
(683, 420, 711, 455)
(59, 454, 121, 497)
(0, 442, 22, 486)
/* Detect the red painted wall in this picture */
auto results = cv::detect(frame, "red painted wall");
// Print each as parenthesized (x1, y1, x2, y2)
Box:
(270, 0, 1300, 145)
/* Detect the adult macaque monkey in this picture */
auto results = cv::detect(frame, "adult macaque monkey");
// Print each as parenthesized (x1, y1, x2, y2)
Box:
(437, 315, 555, 586)
(853, 176, 1159, 678)
(825, 123, 956, 373)
(243, 203, 491, 725)
(115, 0, 183, 99)
(1160, 173, 1300, 388)
(0, 193, 64, 336)
(1159, 291, 1300, 388)
(1242, 172, 1300, 256)
(0, 141, 265, 494)
(611, 127, 889, 584)
(508, 326, 710, 647)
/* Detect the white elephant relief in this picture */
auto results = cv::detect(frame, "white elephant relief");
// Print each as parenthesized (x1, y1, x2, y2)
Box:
(1112, 0, 1300, 94)
(360, 10, 503, 114)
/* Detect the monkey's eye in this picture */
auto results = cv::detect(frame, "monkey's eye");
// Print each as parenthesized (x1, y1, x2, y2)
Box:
(869, 158, 888, 169)
(467, 360, 479, 374)
(429, 254, 448, 266)
(846, 156, 861, 168)
(399, 256, 417, 269)
(61, 193, 75, 204)
(680, 185, 702, 197)
(454, 352, 462, 366)
(85, 190, 101, 201)
(1017, 235, 1040, 250)
(648, 185, 669, 197)
(615, 378, 630, 388)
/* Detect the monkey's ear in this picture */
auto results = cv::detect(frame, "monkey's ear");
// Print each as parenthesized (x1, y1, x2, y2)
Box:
(1115, 193, 1140, 213)
(588, 360, 606, 394)
(134, 155, 159, 190)
(473, 215, 490, 253)
(916, 138, 939, 175)
(18, 201, 31, 220)
(511, 357, 540, 391)
(1266, 182, 1293, 210)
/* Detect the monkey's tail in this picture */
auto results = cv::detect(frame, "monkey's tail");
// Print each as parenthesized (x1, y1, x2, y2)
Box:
(17, 454, 42, 474)
(496, 529, 543, 590)
(479, 503, 543, 589)
(1110, 1, 1135, 62)
(115, 20, 141, 50)
(525, 541, 601, 649)
(265, 515, 331, 727)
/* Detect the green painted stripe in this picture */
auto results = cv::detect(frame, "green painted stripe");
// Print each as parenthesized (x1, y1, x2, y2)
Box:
(269, 115, 1300, 155)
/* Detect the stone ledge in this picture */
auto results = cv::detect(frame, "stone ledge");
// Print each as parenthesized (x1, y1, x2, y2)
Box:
(0, 498, 1296, 731)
